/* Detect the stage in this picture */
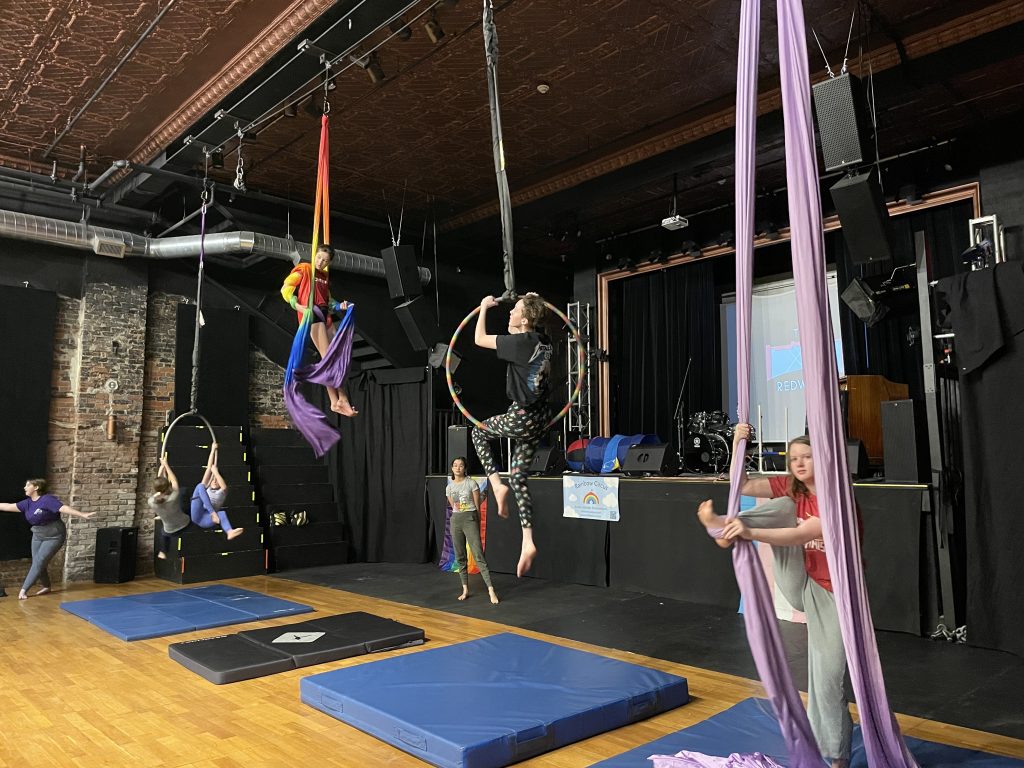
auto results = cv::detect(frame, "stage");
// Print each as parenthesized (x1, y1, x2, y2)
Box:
(426, 475, 939, 636)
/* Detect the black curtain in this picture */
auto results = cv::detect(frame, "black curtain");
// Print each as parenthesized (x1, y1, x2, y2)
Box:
(0, 285, 57, 560)
(608, 260, 720, 445)
(175, 304, 249, 425)
(331, 368, 431, 563)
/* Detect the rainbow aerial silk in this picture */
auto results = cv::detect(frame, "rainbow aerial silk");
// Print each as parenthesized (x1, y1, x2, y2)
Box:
(437, 477, 489, 575)
(283, 113, 355, 458)
(688, 1, 918, 766)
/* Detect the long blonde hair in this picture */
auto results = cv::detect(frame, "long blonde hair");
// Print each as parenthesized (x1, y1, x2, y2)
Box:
(787, 435, 812, 498)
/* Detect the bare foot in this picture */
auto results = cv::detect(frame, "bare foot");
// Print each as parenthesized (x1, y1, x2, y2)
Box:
(157, 551, 167, 560)
(18, 590, 28, 600)
(488, 587, 500, 605)
(697, 499, 733, 549)
(210, 510, 221, 525)
(517, 541, 537, 577)
(226, 528, 244, 541)
(457, 587, 469, 601)
(35, 587, 50, 596)
(331, 400, 358, 417)
(492, 483, 511, 519)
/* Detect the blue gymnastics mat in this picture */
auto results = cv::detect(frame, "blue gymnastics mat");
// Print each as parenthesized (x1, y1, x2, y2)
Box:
(590, 698, 1024, 767)
(62, 585, 313, 641)
(301, 632, 689, 768)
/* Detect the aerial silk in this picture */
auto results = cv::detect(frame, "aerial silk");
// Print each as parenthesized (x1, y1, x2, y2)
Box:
(283, 113, 355, 457)
(696, 1, 919, 766)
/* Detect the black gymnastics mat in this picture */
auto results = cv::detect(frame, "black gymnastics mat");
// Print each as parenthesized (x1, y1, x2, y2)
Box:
(168, 611, 425, 684)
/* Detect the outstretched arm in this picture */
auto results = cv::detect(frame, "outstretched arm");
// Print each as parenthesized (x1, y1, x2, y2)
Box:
(0, 503, 20, 513)
(474, 296, 498, 350)
(59, 504, 95, 520)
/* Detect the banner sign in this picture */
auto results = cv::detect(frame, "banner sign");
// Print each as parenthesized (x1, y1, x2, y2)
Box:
(562, 476, 620, 521)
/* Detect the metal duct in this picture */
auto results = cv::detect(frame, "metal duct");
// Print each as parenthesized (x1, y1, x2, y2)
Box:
(0, 208, 432, 283)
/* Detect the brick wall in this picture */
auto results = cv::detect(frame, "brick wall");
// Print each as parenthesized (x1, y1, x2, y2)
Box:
(250, 347, 288, 428)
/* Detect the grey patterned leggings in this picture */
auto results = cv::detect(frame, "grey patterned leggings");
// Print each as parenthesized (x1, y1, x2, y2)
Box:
(23, 520, 66, 593)
(471, 401, 548, 528)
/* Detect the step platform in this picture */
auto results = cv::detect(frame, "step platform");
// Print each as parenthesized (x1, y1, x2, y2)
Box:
(300, 633, 689, 768)
(589, 697, 1024, 768)
(250, 428, 309, 447)
(169, 611, 425, 684)
(171, 465, 252, 488)
(61, 586, 312, 641)
(252, 444, 320, 465)
(154, 548, 267, 584)
(272, 541, 349, 571)
(157, 522, 263, 556)
(258, 464, 329, 485)
(262, 482, 335, 505)
(165, 443, 248, 466)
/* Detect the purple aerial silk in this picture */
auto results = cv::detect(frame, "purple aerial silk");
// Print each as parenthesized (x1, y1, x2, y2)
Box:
(283, 307, 356, 458)
(650, 752, 786, 768)
(693, 1, 918, 766)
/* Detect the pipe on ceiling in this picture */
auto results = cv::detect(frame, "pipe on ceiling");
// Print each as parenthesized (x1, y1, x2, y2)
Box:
(0, 208, 432, 283)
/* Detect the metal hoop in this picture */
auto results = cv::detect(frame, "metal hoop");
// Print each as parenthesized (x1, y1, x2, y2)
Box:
(160, 410, 218, 461)
(445, 301, 586, 433)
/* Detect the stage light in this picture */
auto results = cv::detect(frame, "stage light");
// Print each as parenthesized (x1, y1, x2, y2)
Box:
(283, 103, 297, 118)
(366, 54, 385, 84)
(898, 184, 921, 205)
(617, 255, 637, 272)
(424, 15, 445, 43)
(648, 248, 667, 264)
(717, 230, 734, 247)
(210, 149, 224, 169)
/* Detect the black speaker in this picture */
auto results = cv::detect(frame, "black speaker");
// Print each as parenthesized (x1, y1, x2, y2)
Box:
(94, 526, 138, 584)
(395, 295, 439, 351)
(841, 277, 889, 326)
(447, 425, 482, 475)
(812, 72, 871, 173)
(381, 244, 423, 300)
(846, 438, 870, 479)
(881, 399, 927, 483)
(830, 171, 894, 265)
(621, 443, 679, 477)
(528, 445, 565, 475)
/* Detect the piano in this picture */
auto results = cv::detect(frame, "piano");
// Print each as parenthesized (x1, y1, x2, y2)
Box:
(839, 375, 909, 465)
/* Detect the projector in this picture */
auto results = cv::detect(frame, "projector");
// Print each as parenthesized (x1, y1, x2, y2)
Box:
(661, 214, 689, 231)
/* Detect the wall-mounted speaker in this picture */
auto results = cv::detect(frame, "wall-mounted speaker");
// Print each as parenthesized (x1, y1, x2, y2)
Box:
(830, 171, 894, 266)
(381, 244, 423, 300)
(395, 295, 439, 351)
(812, 73, 871, 173)
(621, 443, 679, 477)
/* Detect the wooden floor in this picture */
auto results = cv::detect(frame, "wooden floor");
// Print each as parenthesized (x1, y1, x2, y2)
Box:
(2, 576, 1022, 768)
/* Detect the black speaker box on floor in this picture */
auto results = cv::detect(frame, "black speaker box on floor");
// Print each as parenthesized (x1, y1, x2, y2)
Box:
(621, 444, 679, 477)
(812, 72, 871, 173)
(830, 171, 894, 266)
(446, 425, 482, 475)
(395, 295, 439, 351)
(881, 399, 927, 483)
(382, 244, 423, 300)
(94, 527, 138, 584)
(527, 445, 565, 475)
(846, 438, 870, 479)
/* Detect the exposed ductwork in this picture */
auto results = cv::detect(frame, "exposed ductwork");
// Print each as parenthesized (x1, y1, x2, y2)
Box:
(0, 208, 432, 283)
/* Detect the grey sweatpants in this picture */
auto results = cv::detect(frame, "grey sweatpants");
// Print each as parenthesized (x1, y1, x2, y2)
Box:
(741, 496, 853, 762)
(450, 510, 493, 589)
(23, 519, 67, 593)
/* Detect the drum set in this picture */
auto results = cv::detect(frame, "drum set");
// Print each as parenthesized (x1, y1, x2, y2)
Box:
(681, 410, 755, 473)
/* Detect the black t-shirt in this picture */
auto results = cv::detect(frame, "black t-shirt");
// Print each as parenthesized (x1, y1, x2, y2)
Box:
(496, 331, 552, 406)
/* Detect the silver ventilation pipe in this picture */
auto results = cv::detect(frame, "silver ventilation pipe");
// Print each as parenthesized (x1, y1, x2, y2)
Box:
(0, 208, 432, 283)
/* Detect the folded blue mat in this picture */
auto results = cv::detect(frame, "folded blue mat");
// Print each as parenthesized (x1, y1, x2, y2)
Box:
(301, 632, 689, 768)
(62, 586, 313, 641)
(590, 698, 1023, 767)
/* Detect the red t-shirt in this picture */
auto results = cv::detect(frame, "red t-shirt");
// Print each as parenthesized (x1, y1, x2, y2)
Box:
(768, 475, 833, 592)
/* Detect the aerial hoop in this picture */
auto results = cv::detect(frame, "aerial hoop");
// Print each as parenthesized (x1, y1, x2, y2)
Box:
(444, 300, 586, 432)
(161, 409, 217, 460)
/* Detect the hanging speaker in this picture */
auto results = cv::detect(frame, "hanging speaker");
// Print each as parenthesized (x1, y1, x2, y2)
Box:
(382, 244, 423, 300)
(812, 72, 872, 173)
(395, 295, 439, 351)
(830, 171, 894, 266)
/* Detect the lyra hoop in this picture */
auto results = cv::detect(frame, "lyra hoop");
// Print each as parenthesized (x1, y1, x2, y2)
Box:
(160, 410, 218, 461)
(445, 301, 586, 432)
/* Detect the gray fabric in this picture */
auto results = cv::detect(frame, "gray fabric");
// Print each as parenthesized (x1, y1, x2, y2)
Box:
(207, 487, 227, 510)
(740, 497, 853, 761)
(22, 519, 66, 592)
(448, 478, 479, 512)
(149, 489, 188, 534)
(450, 510, 492, 589)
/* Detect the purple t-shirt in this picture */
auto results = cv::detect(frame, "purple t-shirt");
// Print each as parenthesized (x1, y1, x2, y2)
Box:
(16, 494, 63, 526)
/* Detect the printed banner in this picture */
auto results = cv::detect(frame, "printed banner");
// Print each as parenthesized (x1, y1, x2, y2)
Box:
(562, 476, 620, 521)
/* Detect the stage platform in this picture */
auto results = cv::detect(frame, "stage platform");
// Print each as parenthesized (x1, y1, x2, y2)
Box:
(426, 475, 939, 636)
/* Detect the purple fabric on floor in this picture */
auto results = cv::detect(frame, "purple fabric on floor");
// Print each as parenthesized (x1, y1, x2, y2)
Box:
(283, 307, 355, 457)
(650, 752, 786, 768)
(776, 1, 917, 764)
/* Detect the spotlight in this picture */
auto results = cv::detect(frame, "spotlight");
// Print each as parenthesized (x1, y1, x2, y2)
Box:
(680, 240, 702, 258)
(616, 255, 636, 272)
(389, 17, 412, 40)
(366, 53, 385, 84)
(756, 220, 779, 240)
(424, 15, 445, 43)
(648, 248, 667, 264)
(326, 76, 337, 91)
(717, 230, 734, 247)
(283, 103, 297, 118)
(211, 149, 224, 169)
(898, 184, 921, 205)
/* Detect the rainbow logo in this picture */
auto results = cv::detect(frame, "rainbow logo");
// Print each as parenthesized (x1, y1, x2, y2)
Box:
(582, 491, 601, 505)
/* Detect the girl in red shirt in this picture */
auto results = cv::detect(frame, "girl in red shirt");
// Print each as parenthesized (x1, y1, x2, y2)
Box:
(696, 425, 852, 768)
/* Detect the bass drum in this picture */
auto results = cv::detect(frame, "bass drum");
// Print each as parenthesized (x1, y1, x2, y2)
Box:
(684, 432, 730, 473)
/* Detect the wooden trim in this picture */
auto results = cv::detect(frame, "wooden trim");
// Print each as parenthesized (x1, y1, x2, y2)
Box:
(595, 182, 980, 434)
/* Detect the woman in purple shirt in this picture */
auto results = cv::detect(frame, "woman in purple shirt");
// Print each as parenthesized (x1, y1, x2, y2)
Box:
(0, 478, 94, 599)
